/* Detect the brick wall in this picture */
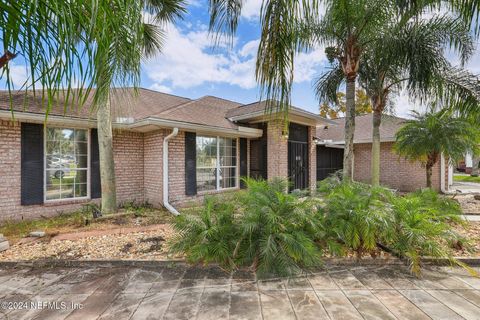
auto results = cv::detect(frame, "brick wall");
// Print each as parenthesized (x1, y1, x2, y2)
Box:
(144, 130, 165, 207)
(267, 121, 288, 180)
(113, 130, 144, 204)
(167, 130, 241, 207)
(353, 142, 442, 192)
(0, 120, 145, 221)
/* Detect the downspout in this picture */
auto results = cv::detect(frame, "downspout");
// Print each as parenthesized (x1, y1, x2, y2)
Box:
(163, 128, 180, 215)
(440, 153, 449, 194)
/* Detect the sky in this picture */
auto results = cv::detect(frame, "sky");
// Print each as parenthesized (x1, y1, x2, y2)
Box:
(4, 0, 480, 118)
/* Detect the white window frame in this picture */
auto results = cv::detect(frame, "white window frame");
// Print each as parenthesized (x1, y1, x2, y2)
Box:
(196, 135, 239, 192)
(44, 126, 91, 203)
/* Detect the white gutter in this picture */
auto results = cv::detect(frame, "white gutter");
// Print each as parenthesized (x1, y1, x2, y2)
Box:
(163, 128, 180, 216)
(0, 110, 263, 138)
(128, 118, 263, 138)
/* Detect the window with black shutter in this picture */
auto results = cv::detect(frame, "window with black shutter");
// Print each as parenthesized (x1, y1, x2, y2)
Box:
(185, 132, 197, 195)
(21, 123, 44, 205)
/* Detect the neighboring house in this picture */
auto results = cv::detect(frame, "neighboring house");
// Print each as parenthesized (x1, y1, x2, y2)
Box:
(0, 89, 331, 221)
(315, 114, 450, 193)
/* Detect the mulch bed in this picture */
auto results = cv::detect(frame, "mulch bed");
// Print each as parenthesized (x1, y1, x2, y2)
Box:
(0, 224, 178, 261)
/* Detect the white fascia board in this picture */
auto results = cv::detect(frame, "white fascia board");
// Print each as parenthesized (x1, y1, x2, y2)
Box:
(0, 110, 97, 127)
(130, 117, 263, 138)
(315, 138, 396, 145)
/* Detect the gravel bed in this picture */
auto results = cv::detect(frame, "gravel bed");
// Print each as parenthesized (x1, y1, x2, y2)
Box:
(0, 225, 178, 261)
(454, 194, 480, 214)
(454, 222, 480, 257)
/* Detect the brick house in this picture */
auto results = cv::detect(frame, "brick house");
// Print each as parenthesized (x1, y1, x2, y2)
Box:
(0, 89, 331, 220)
(0, 89, 451, 221)
(315, 114, 451, 193)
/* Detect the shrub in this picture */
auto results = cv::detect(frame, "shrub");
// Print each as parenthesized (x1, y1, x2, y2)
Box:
(384, 189, 471, 275)
(169, 196, 238, 268)
(317, 179, 393, 258)
(169, 178, 323, 277)
(235, 178, 323, 276)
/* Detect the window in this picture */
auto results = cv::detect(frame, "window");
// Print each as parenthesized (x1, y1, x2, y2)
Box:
(45, 127, 89, 201)
(196, 136, 237, 192)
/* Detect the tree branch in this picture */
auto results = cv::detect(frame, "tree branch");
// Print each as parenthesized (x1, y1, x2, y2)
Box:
(0, 51, 18, 69)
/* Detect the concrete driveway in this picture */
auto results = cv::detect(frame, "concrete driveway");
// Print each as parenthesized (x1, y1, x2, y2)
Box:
(0, 263, 479, 319)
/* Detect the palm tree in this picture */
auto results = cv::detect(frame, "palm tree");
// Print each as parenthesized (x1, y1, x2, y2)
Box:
(1, 1, 89, 106)
(88, 1, 185, 214)
(394, 110, 480, 188)
(357, 14, 476, 186)
(1, 1, 185, 214)
(210, 0, 401, 181)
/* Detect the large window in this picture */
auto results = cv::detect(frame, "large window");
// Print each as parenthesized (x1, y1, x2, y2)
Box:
(196, 136, 237, 192)
(45, 128, 89, 201)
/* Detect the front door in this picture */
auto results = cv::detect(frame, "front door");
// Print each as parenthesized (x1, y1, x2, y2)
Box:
(288, 141, 309, 190)
(288, 123, 309, 191)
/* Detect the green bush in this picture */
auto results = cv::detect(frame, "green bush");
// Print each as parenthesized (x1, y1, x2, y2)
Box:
(318, 178, 472, 276)
(171, 175, 473, 277)
(169, 196, 238, 268)
(318, 179, 394, 258)
(169, 178, 323, 277)
(235, 178, 323, 276)
(384, 189, 469, 275)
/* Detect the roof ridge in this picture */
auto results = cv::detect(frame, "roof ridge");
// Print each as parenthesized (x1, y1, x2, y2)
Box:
(151, 96, 207, 117)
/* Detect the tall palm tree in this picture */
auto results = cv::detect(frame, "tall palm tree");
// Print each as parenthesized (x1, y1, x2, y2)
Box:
(394, 110, 480, 187)
(88, 1, 185, 214)
(357, 15, 476, 186)
(210, 0, 400, 181)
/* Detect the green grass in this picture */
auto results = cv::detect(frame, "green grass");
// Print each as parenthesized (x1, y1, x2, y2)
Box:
(0, 211, 88, 241)
(453, 175, 480, 183)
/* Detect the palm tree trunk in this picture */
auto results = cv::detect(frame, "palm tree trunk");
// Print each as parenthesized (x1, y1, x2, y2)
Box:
(426, 164, 433, 188)
(96, 95, 117, 214)
(371, 106, 382, 186)
(471, 155, 480, 176)
(343, 78, 356, 181)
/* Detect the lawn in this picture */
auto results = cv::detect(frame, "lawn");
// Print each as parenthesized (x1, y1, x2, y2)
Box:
(454, 174, 480, 183)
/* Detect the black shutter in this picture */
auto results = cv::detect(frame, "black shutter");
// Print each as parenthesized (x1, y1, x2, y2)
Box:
(90, 129, 101, 199)
(239, 138, 247, 188)
(185, 132, 197, 196)
(21, 123, 44, 205)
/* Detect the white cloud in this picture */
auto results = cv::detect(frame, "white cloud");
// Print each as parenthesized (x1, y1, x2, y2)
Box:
(391, 89, 429, 119)
(149, 83, 172, 93)
(4, 62, 29, 89)
(242, 0, 263, 20)
(143, 24, 327, 92)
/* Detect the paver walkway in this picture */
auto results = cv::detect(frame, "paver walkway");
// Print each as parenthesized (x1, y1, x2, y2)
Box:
(0, 263, 479, 319)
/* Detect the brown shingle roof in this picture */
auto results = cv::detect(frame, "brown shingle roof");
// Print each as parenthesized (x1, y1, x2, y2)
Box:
(0, 88, 190, 120)
(226, 100, 320, 119)
(152, 96, 242, 129)
(316, 114, 406, 143)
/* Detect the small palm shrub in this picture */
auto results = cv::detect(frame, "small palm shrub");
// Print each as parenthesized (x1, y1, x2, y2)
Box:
(383, 189, 470, 275)
(235, 178, 323, 276)
(317, 178, 393, 258)
(169, 196, 238, 268)
(169, 178, 323, 277)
